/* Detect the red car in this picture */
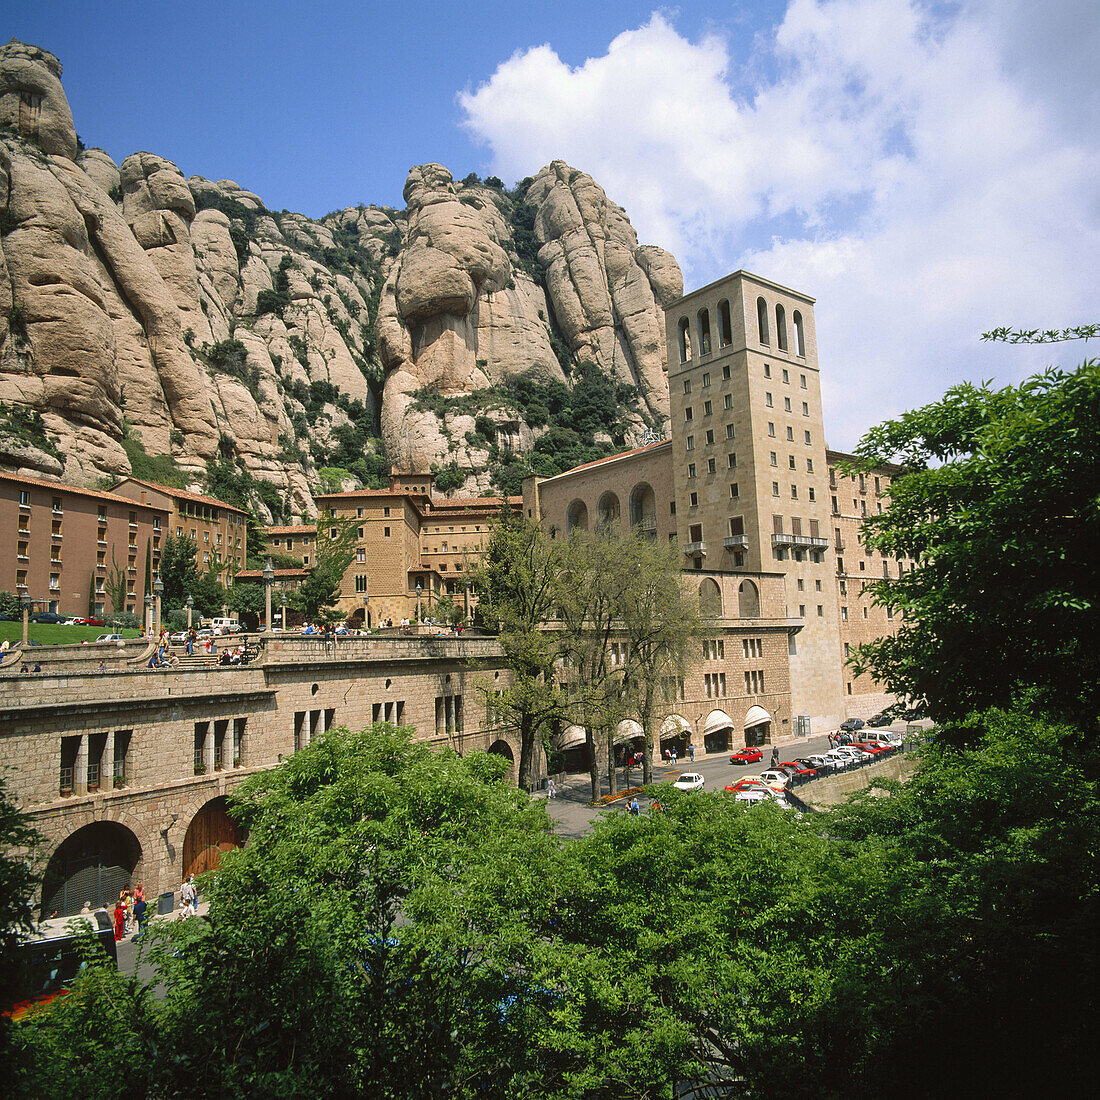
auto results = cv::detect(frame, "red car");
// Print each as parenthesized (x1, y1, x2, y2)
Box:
(729, 747, 764, 765)
(724, 778, 769, 793)
(779, 761, 817, 779)
(73, 617, 105, 626)
(851, 741, 888, 756)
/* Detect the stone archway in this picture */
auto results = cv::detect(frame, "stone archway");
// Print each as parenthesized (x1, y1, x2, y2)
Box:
(182, 796, 245, 879)
(39, 821, 142, 919)
(487, 738, 516, 783)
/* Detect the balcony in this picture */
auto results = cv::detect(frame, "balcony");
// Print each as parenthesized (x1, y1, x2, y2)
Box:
(723, 534, 748, 550)
(683, 540, 707, 554)
(834, 539, 845, 550)
(772, 533, 829, 551)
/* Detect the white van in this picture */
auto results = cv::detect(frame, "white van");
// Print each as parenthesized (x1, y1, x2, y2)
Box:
(209, 618, 241, 635)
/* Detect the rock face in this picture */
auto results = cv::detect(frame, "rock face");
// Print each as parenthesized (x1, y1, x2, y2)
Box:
(0, 40, 683, 512)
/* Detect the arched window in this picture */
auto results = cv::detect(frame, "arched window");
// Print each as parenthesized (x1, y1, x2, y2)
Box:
(629, 483, 657, 540)
(678, 317, 692, 362)
(718, 299, 732, 347)
(793, 310, 806, 357)
(699, 577, 723, 617)
(775, 304, 788, 352)
(697, 309, 712, 356)
(737, 580, 760, 618)
(566, 499, 589, 532)
(597, 491, 621, 534)
(756, 298, 770, 345)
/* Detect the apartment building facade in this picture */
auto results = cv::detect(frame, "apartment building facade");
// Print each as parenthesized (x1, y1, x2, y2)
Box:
(111, 479, 247, 583)
(0, 471, 167, 616)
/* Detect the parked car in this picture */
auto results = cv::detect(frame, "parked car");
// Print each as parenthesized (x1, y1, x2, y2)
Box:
(734, 788, 791, 807)
(780, 761, 818, 779)
(823, 749, 856, 769)
(758, 770, 790, 791)
(168, 630, 190, 644)
(867, 711, 893, 727)
(72, 617, 106, 626)
(725, 776, 768, 792)
(839, 717, 865, 732)
(95, 633, 125, 643)
(902, 706, 926, 721)
(30, 612, 67, 624)
(672, 772, 705, 792)
(802, 754, 836, 772)
(729, 747, 764, 765)
(850, 741, 888, 756)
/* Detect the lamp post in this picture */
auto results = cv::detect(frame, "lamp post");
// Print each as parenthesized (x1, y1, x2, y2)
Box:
(361, 578, 369, 631)
(280, 591, 287, 632)
(153, 573, 163, 638)
(186, 594, 194, 631)
(144, 593, 153, 637)
(263, 558, 275, 634)
(21, 592, 32, 647)
(415, 579, 422, 623)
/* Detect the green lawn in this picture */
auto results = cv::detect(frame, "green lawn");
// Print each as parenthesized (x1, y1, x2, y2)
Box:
(0, 622, 144, 646)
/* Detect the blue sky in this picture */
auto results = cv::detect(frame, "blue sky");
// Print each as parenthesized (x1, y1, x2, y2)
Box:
(9, 1, 1098, 449)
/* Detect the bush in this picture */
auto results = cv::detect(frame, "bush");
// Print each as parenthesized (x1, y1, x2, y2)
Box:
(106, 612, 141, 629)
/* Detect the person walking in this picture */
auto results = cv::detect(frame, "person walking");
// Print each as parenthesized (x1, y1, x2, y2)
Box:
(689, 744, 695, 763)
(180, 875, 195, 914)
(113, 899, 125, 942)
(133, 891, 147, 939)
(629, 796, 640, 816)
(547, 777, 556, 799)
(670, 746, 677, 768)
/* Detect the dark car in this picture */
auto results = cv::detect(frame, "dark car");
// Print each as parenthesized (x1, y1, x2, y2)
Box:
(779, 761, 817, 780)
(902, 706, 926, 721)
(839, 717, 865, 732)
(729, 747, 764, 765)
(29, 612, 67, 624)
(867, 711, 892, 727)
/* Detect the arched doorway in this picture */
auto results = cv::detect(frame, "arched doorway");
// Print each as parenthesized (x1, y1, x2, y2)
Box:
(596, 492, 621, 534)
(40, 822, 142, 918)
(566, 499, 589, 532)
(699, 577, 723, 617)
(702, 709, 735, 754)
(738, 580, 759, 618)
(629, 483, 657, 539)
(487, 739, 516, 783)
(744, 705, 772, 747)
(183, 797, 245, 879)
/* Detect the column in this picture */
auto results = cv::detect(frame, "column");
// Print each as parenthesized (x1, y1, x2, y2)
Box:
(204, 724, 215, 774)
(104, 729, 115, 790)
(75, 734, 88, 795)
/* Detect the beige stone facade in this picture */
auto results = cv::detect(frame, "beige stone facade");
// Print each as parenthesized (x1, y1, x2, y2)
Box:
(111, 479, 248, 585)
(0, 471, 167, 617)
(1, 637, 522, 916)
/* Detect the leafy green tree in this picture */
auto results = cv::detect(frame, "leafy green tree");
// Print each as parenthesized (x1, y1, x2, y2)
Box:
(849, 360, 1100, 728)
(0, 778, 37, 1014)
(157, 534, 200, 609)
(472, 506, 566, 792)
(225, 581, 265, 629)
(102, 549, 127, 614)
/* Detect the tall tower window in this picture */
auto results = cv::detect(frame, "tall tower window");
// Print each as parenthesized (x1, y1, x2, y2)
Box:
(793, 310, 806, 357)
(775, 304, 788, 351)
(757, 297, 770, 345)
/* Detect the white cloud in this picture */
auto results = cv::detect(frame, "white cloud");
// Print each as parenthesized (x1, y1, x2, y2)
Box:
(458, 1, 1100, 449)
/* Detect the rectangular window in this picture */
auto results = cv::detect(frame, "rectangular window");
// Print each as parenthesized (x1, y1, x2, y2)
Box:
(683, 379, 692, 394)
(384, 507, 391, 517)
(703, 400, 712, 416)
(786, 426, 794, 441)
(802, 402, 809, 416)
(765, 392, 773, 407)
(384, 526, 391, 537)
(789, 455, 796, 470)
(768, 422, 776, 437)
(19, 490, 30, 506)
(727, 453, 736, 468)
(701, 371, 710, 388)
(724, 393, 733, 409)
(686, 435, 695, 451)
(689, 492, 698, 507)
(707, 458, 716, 474)
(356, 548, 366, 562)
(355, 575, 367, 592)
(800, 374, 807, 388)
(841, 606, 848, 621)
(790, 485, 798, 499)
(805, 430, 812, 444)
(817, 605, 824, 616)
(725, 423, 735, 440)
(705, 429, 714, 445)
(233, 718, 246, 766)
(770, 451, 778, 466)
(687, 463, 696, 479)
(808, 488, 816, 502)
(729, 482, 739, 498)
(764, 363, 771, 378)
(772, 482, 780, 497)
(799, 604, 806, 617)
(784, 397, 791, 412)
(722, 365, 731, 380)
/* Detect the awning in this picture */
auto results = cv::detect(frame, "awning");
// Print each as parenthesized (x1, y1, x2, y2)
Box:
(703, 709, 735, 736)
(614, 719, 644, 744)
(556, 725, 587, 751)
(744, 705, 771, 729)
(660, 714, 691, 742)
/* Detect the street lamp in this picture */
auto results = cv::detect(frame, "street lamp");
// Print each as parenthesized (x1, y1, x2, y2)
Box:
(361, 577, 369, 631)
(20, 592, 32, 647)
(280, 590, 287, 632)
(415, 579, 422, 623)
(186, 594, 194, 630)
(153, 573, 164, 637)
(262, 558, 275, 634)
(144, 593, 154, 636)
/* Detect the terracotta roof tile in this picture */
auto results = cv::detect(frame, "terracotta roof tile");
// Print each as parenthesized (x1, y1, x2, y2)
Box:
(0, 470, 167, 510)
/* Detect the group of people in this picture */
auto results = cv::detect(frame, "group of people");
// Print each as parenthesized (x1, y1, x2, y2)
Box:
(217, 644, 251, 665)
(177, 874, 198, 920)
(104, 884, 147, 941)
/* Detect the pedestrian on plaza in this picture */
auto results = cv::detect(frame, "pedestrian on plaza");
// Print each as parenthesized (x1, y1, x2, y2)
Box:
(770, 748, 779, 768)
(629, 796, 640, 816)
(133, 892, 147, 939)
(186, 629, 195, 656)
(689, 744, 695, 762)
(670, 747, 677, 767)
(547, 777, 556, 799)
(180, 875, 195, 914)
(663, 747, 670, 765)
(187, 875, 198, 913)
(113, 899, 125, 942)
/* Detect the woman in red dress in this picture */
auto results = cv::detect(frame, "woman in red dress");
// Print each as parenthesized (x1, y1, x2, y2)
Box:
(113, 899, 125, 941)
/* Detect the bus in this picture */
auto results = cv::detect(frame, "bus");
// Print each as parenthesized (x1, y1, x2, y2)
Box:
(3, 910, 117, 1021)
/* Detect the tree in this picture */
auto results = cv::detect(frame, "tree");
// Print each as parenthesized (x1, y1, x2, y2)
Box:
(225, 581, 265, 630)
(102, 549, 127, 614)
(615, 535, 706, 785)
(158, 534, 200, 610)
(0, 777, 37, 1010)
(848, 360, 1100, 729)
(291, 511, 357, 621)
(472, 506, 565, 792)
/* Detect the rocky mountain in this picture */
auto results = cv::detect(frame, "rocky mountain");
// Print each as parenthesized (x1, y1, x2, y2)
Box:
(0, 40, 682, 519)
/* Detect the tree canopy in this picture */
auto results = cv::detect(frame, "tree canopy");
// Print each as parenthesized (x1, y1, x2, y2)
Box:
(849, 360, 1100, 729)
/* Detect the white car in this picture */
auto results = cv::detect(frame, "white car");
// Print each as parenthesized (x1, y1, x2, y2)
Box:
(758, 769, 790, 790)
(735, 787, 791, 807)
(95, 633, 125, 643)
(672, 772, 705, 792)
(823, 749, 856, 769)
